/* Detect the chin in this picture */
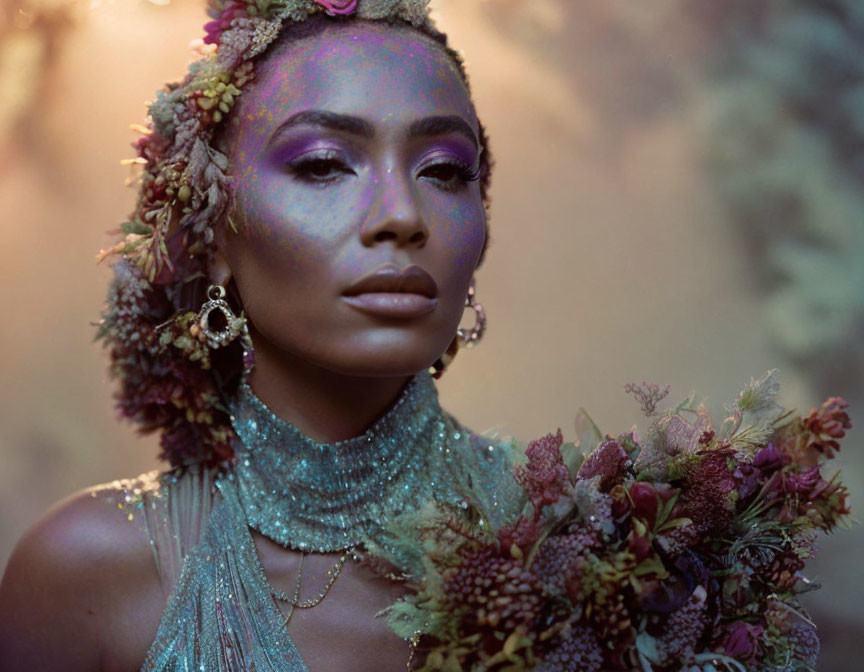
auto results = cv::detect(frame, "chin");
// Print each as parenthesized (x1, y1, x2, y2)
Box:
(315, 333, 451, 379)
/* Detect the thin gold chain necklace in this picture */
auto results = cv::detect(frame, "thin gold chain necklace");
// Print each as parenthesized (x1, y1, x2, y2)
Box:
(273, 551, 350, 626)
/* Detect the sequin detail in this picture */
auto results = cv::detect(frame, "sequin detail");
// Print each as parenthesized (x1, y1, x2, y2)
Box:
(230, 373, 472, 554)
(135, 371, 521, 670)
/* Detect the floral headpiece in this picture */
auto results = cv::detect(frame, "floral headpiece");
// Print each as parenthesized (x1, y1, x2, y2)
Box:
(100, 0, 434, 285)
(96, 0, 444, 466)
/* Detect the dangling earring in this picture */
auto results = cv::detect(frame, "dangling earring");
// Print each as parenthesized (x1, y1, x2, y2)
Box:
(429, 278, 487, 379)
(197, 285, 246, 348)
(457, 278, 486, 347)
(196, 284, 255, 378)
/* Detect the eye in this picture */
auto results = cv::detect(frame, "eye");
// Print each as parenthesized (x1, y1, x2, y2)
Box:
(418, 160, 480, 192)
(286, 151, 355, 184)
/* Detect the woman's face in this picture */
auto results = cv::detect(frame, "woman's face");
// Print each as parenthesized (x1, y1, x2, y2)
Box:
(219, 21, 486, 378)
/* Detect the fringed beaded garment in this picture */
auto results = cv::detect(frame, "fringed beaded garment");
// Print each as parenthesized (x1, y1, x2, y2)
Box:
(120, 372, 519, 671)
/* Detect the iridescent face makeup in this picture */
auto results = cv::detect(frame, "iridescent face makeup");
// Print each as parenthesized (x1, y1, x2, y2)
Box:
(219, 21, 487, 379)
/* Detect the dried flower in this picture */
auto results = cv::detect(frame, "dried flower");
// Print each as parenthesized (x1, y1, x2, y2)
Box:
(625, 381, 671, 416)
(537, 626, 604, 672)
(680, 449, 736, 534)
(577, 439, 630, 492)
(803, 396, 852, 458)
(369, 378, 850, 671)
(203, 0, 249, 45)
(654, 585, 709, 665)
(715, 621, 764, 661)
(497, 515, 544, 555)
(511, 430, 571, 517)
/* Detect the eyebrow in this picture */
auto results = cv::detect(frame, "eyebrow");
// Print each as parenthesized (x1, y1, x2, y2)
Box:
(270, 110, 376, 141)
(269, 110, 478, 148)
(408, 115, 479, 148)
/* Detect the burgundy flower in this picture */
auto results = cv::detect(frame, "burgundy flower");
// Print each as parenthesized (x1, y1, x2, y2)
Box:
(203, 0, 248, 45)
(497, 515, 544, 554)
(803, 396, 852, 458)
(512, 430, 571, 517)
(627, 532, 652, 560)
(680, 450, 736, 534)
(577, 439, 630, 491)
(717, 621, 764, 661)
(610, 484, 632, 522)
(628, 482, 660, 527)
(313, 0, 359, 15)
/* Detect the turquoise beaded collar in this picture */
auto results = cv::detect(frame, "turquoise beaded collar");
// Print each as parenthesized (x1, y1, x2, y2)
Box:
(227, 371, 467, 554)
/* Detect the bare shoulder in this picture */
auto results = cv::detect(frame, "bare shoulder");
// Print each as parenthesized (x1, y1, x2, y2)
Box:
(0, 473, 167, 672)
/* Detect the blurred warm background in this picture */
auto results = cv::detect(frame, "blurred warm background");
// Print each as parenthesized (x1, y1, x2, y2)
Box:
(1, 0, 862, 668)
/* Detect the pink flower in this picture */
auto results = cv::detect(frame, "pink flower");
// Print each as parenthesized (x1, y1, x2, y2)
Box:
(313, 0, 359, 15)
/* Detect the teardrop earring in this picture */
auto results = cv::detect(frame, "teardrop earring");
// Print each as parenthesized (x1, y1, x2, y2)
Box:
(198, 285, 245, 348)
(195, 284, 255, 377)
(456, 278, 486, 347)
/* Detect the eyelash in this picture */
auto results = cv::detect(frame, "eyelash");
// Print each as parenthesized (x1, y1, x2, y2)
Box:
(284, 153, 481, 190)
(286, 150, 354, 185)
(418, 159, 481, 192)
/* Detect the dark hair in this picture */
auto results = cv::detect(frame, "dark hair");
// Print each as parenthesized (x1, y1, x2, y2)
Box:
(99, 12, 494, 467)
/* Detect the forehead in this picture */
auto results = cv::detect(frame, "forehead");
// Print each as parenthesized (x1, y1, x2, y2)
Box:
(228, 22, 477, 144)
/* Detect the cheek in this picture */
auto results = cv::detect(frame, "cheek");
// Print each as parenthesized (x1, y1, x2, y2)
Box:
(434, 196, 487, 275)
(231, 167, 353, 268)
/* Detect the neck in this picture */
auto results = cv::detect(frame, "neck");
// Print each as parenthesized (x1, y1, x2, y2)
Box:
(245, 335, 414, 444)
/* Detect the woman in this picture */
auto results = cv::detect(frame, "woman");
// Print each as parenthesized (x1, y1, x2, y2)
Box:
(1, 2, 852, 671)
(0, 1, 515, 669)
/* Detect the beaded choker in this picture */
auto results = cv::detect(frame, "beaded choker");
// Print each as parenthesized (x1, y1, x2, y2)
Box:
(228, 371, 467, 555)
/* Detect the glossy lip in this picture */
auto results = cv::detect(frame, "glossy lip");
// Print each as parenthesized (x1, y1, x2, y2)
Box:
(342, 263, 439, 298)
(342, 293, 438, 318)
(342, 264, 439, 319)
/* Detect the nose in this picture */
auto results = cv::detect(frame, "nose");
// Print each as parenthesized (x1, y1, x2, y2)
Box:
(360, 168, 429, 248)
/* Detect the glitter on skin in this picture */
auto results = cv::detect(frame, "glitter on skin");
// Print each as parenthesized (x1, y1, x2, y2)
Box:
(218, 21, 487, 381)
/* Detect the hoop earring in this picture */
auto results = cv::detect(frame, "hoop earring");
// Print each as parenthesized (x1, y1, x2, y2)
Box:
(429, 279, 486, 379)
(197, 285, 247, 349)
(457, 278, 486, 347)
(429, 335, 460, 380)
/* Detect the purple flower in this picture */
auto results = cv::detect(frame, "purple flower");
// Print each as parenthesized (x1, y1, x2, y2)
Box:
(733, 461, 761, 500)
(718, 621, 764, 661)
(313, 0, 359, 15)
(781, 466, 825, 498)
(753, 443, 787, 472)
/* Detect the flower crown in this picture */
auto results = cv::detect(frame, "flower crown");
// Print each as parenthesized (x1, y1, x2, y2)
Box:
(99, 0, 434, 284)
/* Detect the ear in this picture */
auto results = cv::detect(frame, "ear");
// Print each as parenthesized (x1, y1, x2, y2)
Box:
(209, 248, 233, 287)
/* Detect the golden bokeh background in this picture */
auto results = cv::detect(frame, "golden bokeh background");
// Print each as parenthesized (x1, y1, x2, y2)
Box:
(1, 1, 862, 668)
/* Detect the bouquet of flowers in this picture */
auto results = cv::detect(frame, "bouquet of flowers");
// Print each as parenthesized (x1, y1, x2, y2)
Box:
(385, 372, 852, 671)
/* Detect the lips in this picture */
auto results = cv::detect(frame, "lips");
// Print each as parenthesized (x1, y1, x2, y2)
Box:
(342, 264, 439, 319)
(343, 264, 438, 299)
